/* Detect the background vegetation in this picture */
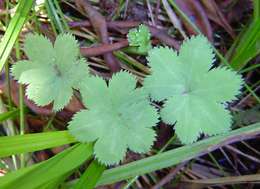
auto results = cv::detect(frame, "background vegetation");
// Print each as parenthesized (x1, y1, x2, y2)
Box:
(0, 0, 259, 188)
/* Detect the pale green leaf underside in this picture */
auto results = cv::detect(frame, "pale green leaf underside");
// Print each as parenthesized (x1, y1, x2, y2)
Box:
(143, 35, 243, 144)
(68, 71, 159, 165)
(11, 33, 89, 111)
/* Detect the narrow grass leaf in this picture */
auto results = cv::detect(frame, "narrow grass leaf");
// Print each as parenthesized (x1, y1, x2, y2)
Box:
(229, 20, 260, 70)
(0, 131, 76, 157)
(62, 123, 260, 188)
(0, 0, 34, 71)
(0, 143, 93, 189)
(98, 122, 260, 185)
(73, 160, 105, 189)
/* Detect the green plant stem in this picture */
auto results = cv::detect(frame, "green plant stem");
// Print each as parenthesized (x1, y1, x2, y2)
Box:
(15, 40, 26, 168)
(19, 84, 25, 168)
(4, 63, 12, 108)
(167, 0, 260, 104)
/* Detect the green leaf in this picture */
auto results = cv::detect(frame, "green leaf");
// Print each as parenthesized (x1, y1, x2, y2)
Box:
(127, 24, 152, 53)
(11, 34, 89, 111)
(0, 131, 76, 158)
(68, 71, 159, 165)
(143, 35, 243, 144)
(0, 143, 92, 189)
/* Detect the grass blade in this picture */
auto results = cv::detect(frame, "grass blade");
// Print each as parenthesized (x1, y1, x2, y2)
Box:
(0, 143, 93, 189)
(0, 131, 76, 157)
(73, 160, 105, 189)
(98, 122, 260, 185)
(45, 0, 69, 34)
(229, 20, 260, 70)
(0, 0, 34, 71)
(62, 122, 260, 188)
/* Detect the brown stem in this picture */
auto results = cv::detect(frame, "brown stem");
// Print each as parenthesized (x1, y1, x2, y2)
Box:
(75, 0, 121, 73)
(80, 40, 129, 57)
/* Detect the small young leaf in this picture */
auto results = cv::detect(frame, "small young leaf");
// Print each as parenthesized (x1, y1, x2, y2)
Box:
(11, 34, 89, 111)
(68, 71, 159, 165)
(143, 35, 243, 144)
(127, 24, 151, 53)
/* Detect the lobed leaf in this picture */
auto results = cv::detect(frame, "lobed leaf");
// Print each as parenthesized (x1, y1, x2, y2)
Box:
(143, 35, 243, 144)
(69, 71, 159, 165)
(11, 33, 89, 111)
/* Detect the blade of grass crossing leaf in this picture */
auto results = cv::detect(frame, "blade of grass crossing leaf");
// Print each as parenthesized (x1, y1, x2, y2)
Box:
(73, 160, 105, 189)
(0, 0, 34, 71)
(167, 0, 260, 104)
(98, 122, 260, 185)
(0, 143, 93, 189)
(0, 131, 76, 158)
(63, 122, 260, 188)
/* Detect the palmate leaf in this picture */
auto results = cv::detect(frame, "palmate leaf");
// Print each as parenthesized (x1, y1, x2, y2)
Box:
(127, 24, 151, 53)
(143, 35, 243, 144)
(68, 71, 159, 165)
(11, 34, 89, 111)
